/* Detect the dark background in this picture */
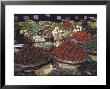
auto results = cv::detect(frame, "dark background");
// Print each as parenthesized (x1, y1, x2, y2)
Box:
(14, 14, 97, 22)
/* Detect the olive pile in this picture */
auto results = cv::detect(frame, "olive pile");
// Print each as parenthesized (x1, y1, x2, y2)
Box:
(14, 44, 51, 67)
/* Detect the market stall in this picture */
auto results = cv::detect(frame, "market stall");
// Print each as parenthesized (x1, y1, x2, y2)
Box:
(14, 14, 97, 76)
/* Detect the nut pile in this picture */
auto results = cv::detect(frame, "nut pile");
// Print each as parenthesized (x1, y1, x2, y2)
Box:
(14, 44, 51, 67)
(51, 40, 88, 63)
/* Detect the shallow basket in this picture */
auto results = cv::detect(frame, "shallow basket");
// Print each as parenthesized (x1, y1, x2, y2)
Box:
(14, 59, 52, 69)
(51, 54, 89, 65)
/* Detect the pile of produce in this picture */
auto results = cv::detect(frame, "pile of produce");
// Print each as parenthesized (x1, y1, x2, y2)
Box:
(14, 15, 97, 76)
(72, 30, 92, 43)
(51, 40, 88, 64)
(14, 44, 51, 68)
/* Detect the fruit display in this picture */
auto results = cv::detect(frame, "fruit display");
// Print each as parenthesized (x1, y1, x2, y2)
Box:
(72, 30, 93, 43)
(14, 14, 97, 76)
(14, 44, 51, 68)
(51, 40, 88, 64)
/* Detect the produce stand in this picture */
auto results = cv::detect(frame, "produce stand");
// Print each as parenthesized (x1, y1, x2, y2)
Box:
(14, 14, 97, 76)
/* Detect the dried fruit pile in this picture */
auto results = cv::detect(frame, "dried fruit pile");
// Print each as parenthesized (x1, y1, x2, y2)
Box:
(72, 30, 92, 43)
(14, 44, 51, 67)
(51, 40, 88, 63)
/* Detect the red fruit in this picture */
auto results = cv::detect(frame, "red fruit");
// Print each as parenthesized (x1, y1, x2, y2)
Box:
(51, 40, 87, 62)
